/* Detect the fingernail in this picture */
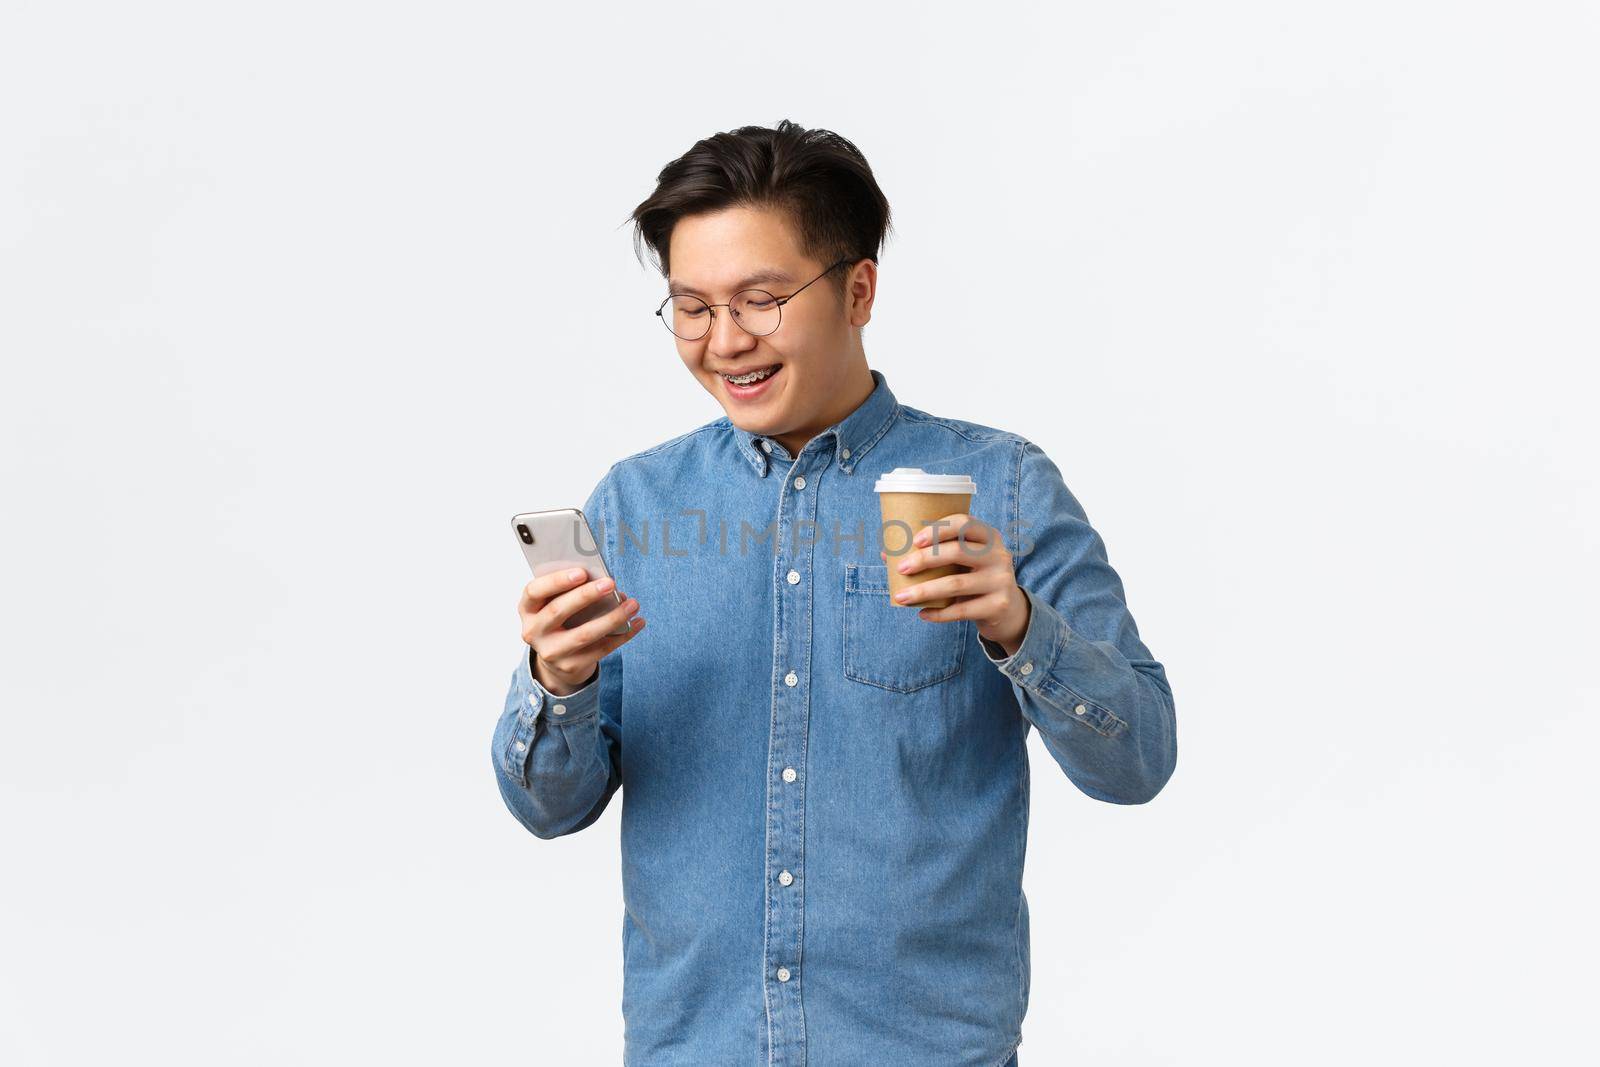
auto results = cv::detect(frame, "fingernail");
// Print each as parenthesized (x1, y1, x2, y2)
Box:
(894, 590, 910, 602)
(568, 569, 585, 580)
(597, 578, 614, 591)
(897, 561, 912, 573)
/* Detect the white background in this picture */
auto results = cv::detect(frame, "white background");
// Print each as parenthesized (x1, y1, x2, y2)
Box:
(3, 2, 1596, 1064)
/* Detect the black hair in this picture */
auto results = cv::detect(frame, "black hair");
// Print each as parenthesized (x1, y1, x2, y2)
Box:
(628, 119, 893, 301)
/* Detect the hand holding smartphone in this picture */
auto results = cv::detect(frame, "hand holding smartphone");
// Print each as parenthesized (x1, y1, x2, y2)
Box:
(513, 508, 645, 696)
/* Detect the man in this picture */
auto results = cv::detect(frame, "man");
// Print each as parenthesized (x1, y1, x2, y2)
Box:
(492, 120, 1177, 1066)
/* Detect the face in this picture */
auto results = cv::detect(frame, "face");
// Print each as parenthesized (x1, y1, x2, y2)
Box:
(664, 205, 875, 454)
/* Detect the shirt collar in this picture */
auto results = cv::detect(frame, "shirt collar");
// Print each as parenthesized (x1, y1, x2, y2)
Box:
(729, 367, 900, 478)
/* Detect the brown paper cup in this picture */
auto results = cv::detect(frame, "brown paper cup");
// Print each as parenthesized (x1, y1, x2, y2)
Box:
(874, 468, 980, 610)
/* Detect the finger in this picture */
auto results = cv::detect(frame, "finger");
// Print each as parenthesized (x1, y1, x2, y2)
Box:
(520, 571, 599, 646)
(589, 615, 646, 659)
(883, 514, 967, 563)
(522, 567, 595, 613)
(542, 575, 620, 628)
(898, 513, 970, 554)
(550, 594, 640, 656)
(917, 589, 1006, 623)
(892, 569, 993, 606)
(911, 514, 993, 548)
(898, 517, 997, 572)
(895, 534, 1003, 576)
(542, 614, 647, 683)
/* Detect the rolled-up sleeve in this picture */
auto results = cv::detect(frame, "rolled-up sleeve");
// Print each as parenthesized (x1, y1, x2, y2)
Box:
(979, 441, 1177, 804)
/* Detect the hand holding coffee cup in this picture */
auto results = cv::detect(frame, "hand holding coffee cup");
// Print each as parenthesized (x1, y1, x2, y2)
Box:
(875, 467, 1031, 656)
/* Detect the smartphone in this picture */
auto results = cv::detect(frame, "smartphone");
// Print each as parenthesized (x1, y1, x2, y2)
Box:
(511, 507, 631, 636)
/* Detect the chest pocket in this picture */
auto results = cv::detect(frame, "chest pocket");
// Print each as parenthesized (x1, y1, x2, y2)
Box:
(842, 562, 969, 692)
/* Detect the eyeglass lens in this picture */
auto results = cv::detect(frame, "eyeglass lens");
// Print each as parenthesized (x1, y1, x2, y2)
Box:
(661, 291, 781, 341)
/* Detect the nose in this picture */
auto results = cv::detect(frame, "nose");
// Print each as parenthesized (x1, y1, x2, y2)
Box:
(707, 304, 758, 359)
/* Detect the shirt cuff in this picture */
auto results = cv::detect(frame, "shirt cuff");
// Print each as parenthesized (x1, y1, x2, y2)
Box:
(498, 652, 603, 789)
(979, 585, 1055, 678)
(977, 586, 1128, 738)
(519, 648, 602, 726)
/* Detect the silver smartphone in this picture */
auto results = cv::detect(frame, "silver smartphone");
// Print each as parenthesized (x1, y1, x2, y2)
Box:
(511, 507, 630, 636)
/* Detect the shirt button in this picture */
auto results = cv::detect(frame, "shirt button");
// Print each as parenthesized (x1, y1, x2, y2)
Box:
(514, 741, 526, 752)
(840, 447, 850, 459)
(1019, 662, 1034, 676)
(527, 694, 538, 707)
(784, 671, 798, 687)
(759, 439, 772, 453)
(552, 703, 567, 716)
(1074, 703, 1087, 716)
(782, 767, 797, 783)
(776, 967, 791, 982)
(786, 569, 800, 585)
(778, 870, 794, 886)
(793, 475, 806, 490)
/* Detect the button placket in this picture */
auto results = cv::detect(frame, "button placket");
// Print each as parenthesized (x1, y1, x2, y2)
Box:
(763, 454, 823, 1058)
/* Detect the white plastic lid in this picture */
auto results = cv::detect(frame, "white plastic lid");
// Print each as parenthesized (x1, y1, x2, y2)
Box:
(873, 467, 978, 495)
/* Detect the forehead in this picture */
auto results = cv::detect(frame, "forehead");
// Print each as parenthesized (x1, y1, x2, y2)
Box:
(666, 205, 806, 295)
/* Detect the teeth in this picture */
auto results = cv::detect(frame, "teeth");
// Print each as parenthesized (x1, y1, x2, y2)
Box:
(725, 366, 777, 385)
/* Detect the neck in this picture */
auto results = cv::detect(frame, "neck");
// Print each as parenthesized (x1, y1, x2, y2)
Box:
(772, 360, 875, 457)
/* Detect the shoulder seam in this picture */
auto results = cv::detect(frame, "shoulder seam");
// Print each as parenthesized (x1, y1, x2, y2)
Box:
(895, 405, 1028, 446)
(607, 419, 728, 472)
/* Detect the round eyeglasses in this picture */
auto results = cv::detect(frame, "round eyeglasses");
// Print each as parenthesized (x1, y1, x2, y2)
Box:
(654, 258, 854, 341)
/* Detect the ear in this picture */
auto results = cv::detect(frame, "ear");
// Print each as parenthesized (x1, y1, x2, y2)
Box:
(846, 259, 878, 328)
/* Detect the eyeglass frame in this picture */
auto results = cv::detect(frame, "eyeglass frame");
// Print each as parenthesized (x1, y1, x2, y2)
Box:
(654, 257, 856, 341)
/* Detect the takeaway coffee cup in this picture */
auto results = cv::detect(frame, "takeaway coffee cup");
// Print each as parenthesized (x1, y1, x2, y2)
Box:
(875, 467, 979, 609)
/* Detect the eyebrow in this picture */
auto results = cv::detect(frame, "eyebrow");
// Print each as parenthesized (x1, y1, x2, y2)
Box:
(667, 268, 796, 298)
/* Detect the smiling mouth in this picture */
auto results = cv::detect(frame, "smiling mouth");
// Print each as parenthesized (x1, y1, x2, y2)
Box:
(722, 364, 781, 386)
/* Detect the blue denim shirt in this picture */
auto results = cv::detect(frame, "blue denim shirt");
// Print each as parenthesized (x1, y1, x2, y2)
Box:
(492, 368, 1177, 1066)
